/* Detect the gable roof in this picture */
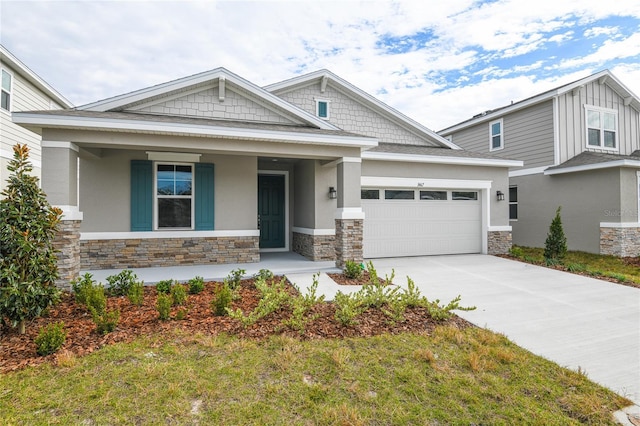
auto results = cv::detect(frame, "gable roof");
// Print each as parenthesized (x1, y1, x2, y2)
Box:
(265, 69, 461, 150)
(0, 44, 73, 108)
(439, 70, 640, 134)
(544, 151, 640, 175)
(77, 67, 338, 131)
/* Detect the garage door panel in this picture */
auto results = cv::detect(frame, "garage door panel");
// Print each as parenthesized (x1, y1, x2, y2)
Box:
(363, 193, 482, 258)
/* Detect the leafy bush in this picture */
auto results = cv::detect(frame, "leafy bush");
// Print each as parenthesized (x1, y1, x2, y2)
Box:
(127, 281, 144, 306)
(427, 295, 475, 321)
(226, 268, 246, 289)
(170, 283, 187, 306)
(71, 273, 99, 306)
(253, 269, 274, 281)
(175, 308, 188, 320)
(105, 270, 139, 296)
(544, 207, 567, 265)
(228, 276, 290, 326)
(211, 282, 233, 317)
(188, 276, 204, 294)
(157, 293, 172, 320)
(35, 322, 66, 356)
(93, 309, 120, 335)
(343, 260, 363, 279)
(0, 144, 62, 334)
(156, 279, 173, 294)
(81, 283, 120, 334)
(282, 274, 325, 333)
(509, 246, 524, 258)
(333, 291, 368, 326)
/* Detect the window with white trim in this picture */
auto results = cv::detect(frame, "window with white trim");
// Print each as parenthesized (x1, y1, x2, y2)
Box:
(489, 119, 503, 151)
(509, 186, 518, 220)
(1, 69, 12, 112)
(586, 106, 617, 150)
(155, 163, 193, 229)
(315, 99, 329, 119)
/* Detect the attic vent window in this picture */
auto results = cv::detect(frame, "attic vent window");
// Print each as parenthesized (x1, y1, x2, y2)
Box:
(315, 99, 330, 119)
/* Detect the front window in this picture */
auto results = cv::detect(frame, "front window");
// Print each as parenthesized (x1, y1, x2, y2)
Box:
(361, 189, 380, 199)
(156, 163, 193, 228)
(586, 107, 617, 149)
(1, 69, 12, 112)
(509, 186, 518, 220)
(489, 119, 503, 151)
(452, 191, 478, 200)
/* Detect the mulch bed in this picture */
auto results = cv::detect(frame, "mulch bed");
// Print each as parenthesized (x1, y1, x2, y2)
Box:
(0, 277, 470, 373)
(328, 271, 377, 286)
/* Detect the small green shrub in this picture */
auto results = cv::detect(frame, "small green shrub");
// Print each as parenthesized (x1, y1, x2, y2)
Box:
(544, 206, 567, 264)
(157, 293, 172, 320)
(71, 273, 99, 306)
(253, 269, 274, 281)
(156, 279, 173, 294)
(343, 260, 363, 279)
(188, 276, 205, 294)
(509, 246, 524, 258)
(228, 277, 290, 326)
(175, 308, 188, 320)
(211, 283, 233, 316)
(333, 291, 367, 326)
(93, 309, 120, 335)
(282, 274, 325, 333)
(226, 269, 246, 290)
(85, 284, 107, 317)
(35, 322, 66, 356)
(105, 269, 139, 296)
(170, 283, 188, 306)
(427, 295, 476, 321)
(127, 281, 144, 306)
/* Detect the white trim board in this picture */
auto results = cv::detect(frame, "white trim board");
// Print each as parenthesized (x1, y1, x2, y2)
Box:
(362, 176, 493, 190)
(81, 230, 260, 240)
(509, 166, 549, 177)
(544, 160, 640, 175)
(292, 227, 335, 236)
(599, 222, 640, 228)
(362, 151, 522, 168)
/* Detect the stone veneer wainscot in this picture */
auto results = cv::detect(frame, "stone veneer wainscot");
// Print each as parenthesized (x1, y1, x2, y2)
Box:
(53, 219, 82, 291)
(487, 230, 512, 255)
(292, 231, 335, 261)
(334, 219, 363, 269)
(600, 225, 640, 257)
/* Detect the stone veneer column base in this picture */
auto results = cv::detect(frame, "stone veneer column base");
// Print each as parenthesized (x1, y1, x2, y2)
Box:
(53, 220, 82, 290)
(292, 232, 336, 261)
(335, 219, 363, 269)
(487, 230, 512, 255)
(80, 236, 260, 270)
(600, 226, 640, 257)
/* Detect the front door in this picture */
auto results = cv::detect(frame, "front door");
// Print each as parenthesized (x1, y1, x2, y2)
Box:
(258, 174, 285, 249)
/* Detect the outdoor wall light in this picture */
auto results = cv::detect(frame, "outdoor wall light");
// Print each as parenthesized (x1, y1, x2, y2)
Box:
(496, 190, 505, 201)
(329, 187, 337, 199)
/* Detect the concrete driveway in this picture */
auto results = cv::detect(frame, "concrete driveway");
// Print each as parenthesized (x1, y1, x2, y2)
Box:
(287, 254, 640, 405)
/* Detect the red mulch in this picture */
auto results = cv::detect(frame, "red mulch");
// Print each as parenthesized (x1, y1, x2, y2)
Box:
(0, 277, 470, 373)
(328, 271, 376, 285)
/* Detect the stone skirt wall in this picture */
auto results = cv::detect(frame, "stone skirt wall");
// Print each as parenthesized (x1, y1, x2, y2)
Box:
(292, 232, 335, 261)
(488, 230, 512, 255)
(335, 219, 363, 268)
(600, 226, 640, 257)
(80, 236, 259, 270)
(53, 220, 82, 290)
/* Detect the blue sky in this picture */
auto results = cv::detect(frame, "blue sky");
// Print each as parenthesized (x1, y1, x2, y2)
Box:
(1, 0, 639, 129)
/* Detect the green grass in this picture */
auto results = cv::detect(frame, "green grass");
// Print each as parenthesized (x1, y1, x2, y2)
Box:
(0, 327, 629, 425)
(510, 246, 640, 286)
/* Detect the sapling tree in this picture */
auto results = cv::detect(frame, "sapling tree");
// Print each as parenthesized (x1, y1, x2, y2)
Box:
(0, 144, 62, 334)
(543, 206, 568, 265)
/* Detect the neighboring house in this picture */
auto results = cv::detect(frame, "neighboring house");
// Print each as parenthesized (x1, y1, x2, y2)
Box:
(440, 70, 640, 257)
(13, 68, 520, 287)
(0, 45, 73, 190)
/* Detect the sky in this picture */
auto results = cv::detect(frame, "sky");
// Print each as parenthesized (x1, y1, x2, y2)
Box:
(1, 0, 639, 130)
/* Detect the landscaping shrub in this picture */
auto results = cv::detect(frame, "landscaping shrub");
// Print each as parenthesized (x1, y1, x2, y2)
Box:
(227, 276, 290, 326)
(93, 309, 120, 335)
(343, 260, 363, 279)
(211, 282, 233, 316)
(253, 269, 274, 281)
(105, 270, 139, 296)
(0, 144, 62, 334)
(226, 268, 246, 290)
(157, 293, 172, 320)
(170, 283, 187, 306)
(156, 279, 173, 294)
(188, 276, 204, 294)
(35, 322, 66, 356)
(71, 273, 99, 306)
(544, 206, 567, 265)
(78, 280, 120, 334)
(127, 281, 145, 306)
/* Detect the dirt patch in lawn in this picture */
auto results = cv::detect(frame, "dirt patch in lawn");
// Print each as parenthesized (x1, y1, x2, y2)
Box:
(0, 277, 470, 373)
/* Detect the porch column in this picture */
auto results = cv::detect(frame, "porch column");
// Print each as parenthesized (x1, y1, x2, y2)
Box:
(42, 141, 83, 290)
(335, 158, 364, 268)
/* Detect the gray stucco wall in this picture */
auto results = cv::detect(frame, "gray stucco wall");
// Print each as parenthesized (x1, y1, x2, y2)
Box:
(510, 168, 622, 253)
(79, 149, 258, 232)
(293, 159, 337, 230)
(42, 146, 78, 207)
(619, 168, 640, 222)
(361, 161, 510, 226)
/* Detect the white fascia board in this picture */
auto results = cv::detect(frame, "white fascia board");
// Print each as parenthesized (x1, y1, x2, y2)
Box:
(292, 227, 335, 236)
(362, 151, 522, 168)
(509, 166, 550, 177)
(267, 69, 461, 149)
(599, 222, 640, 228)
(0, 46, 73, 108)
(362, 176, 493, 189)
(81, 230, 260, 240)
(79, 68, 339, 131)
(488, 225, 512, 232)
(12, 112, 378, 148)
(544, 160, 640, 175)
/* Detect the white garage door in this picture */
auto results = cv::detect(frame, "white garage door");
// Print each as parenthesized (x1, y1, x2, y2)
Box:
(362, 188, 482, 258)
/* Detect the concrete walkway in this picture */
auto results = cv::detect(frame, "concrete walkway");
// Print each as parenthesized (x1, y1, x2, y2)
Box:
(287, 254, 640, 406)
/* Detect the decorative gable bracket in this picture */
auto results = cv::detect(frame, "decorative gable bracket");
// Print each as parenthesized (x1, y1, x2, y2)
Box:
(219, 76, 226, 102)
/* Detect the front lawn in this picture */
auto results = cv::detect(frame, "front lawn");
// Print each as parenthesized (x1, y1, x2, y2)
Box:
(0, 327, 630, 425)
(509, 246, 640, 288)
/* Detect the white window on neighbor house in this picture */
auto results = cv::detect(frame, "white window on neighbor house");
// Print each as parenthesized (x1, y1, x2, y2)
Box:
(315, 99, 330, 119)
(509, 186, 518, 220)
(155, 163, 194, 229)
(489, 119, 503, 151)
(1, 69, 12, 112)
(586, 106, 617, 150)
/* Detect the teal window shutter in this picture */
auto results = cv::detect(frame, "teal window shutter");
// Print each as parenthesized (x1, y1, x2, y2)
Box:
(130, 160, 153, 231)
(318, 101, 328, 118)
(195, 163, 214, 230)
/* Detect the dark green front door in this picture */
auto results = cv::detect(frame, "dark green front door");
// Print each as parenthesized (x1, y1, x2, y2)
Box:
(258, 174, 285, 249)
